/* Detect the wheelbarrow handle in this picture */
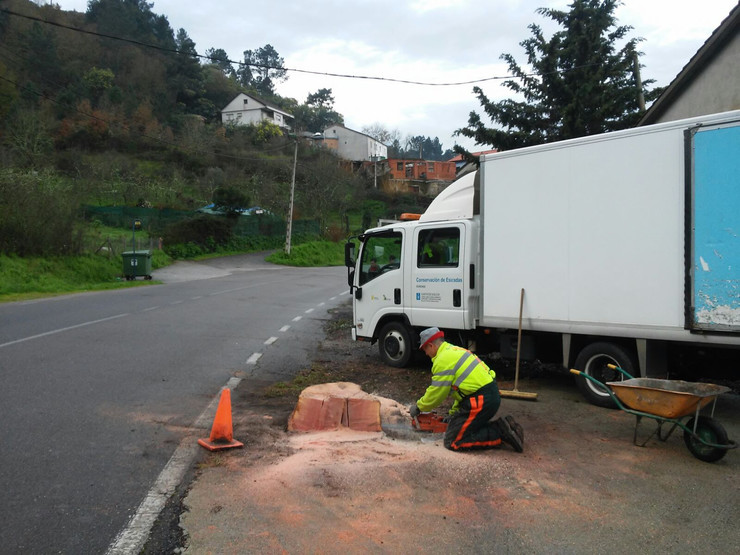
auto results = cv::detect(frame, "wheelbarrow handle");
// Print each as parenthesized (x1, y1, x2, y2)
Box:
(569, 369, 629, 411)
(606, 363, 635, 380)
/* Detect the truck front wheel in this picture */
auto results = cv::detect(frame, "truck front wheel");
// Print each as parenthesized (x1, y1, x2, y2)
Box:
(574, 342, 637, 408)
(378, 322, 412, 368)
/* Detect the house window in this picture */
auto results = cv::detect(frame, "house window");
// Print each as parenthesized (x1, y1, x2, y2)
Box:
(243, 99, 249, 107)
(428, 162, 435, 172)
(397, 162, 403, 171)
(227, 114, 234, 120)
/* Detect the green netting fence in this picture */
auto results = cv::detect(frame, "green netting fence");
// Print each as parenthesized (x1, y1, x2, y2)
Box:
(83, 206, 320, 237)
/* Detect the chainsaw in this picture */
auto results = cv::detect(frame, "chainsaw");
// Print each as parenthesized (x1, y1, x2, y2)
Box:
(411, 412, 448, 433)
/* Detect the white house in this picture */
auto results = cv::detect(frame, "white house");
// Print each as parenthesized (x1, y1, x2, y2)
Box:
(221, 93, 294, 129)
(322, 125, 388, 162)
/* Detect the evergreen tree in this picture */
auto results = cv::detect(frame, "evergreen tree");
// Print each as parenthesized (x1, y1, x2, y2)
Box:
(26, 22, 63, 95)
(456, 0, 660, 150)
(205, 48, 234, 77)
(171, 28, 205, 114)
(292, 88, 344, 132)
(86, 0, 174, 48)
(236, 44, 287, 97)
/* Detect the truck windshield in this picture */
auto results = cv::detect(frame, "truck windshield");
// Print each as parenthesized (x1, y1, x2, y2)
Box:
(359, 232, 402, 285)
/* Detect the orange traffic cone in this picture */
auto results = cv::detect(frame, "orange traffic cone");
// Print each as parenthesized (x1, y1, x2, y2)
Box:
(198, 388, 244, 451)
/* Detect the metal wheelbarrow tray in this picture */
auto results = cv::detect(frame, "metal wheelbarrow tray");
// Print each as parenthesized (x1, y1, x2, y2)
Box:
(570, 367, 737, 463)
(606, 378, 729, 419)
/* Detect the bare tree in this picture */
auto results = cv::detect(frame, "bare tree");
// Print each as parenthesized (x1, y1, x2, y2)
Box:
(362, 123, 400, 146)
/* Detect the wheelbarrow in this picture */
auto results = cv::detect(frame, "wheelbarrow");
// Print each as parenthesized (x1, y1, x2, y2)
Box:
(570, 365, 737, 463)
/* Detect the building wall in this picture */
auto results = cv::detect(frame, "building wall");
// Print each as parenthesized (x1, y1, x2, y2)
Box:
(651, 33, 740, 123)
(387, 159, 457, 181)
(382, 179, 450, 197)
(222, 110, 263, 126)
(323, 126, 388, 161)
(323, 137, 339, 151)
(221, 93, 293, 129)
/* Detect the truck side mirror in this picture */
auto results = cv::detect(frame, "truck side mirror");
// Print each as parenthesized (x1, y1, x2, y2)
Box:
(344, 242, 356, 267)
(347, 268, 355, 290)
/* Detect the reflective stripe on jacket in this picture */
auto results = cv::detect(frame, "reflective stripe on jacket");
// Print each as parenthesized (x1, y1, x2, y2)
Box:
(416, 342, 496, 414)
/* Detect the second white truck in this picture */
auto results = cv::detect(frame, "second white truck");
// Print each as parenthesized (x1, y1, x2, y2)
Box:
(345, 110, 740, 406)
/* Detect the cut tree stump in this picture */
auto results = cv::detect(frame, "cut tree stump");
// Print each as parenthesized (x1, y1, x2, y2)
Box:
(288, 382, 382, 432)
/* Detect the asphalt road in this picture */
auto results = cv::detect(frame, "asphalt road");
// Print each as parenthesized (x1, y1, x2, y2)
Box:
(0, 253, 348, 553)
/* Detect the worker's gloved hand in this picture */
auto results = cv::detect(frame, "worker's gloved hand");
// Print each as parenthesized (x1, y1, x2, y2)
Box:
(442, 414, 452, 423)
(409, 404, 421, 418)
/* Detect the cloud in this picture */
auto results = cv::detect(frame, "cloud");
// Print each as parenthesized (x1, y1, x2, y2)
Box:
(53, 0, 739, 152)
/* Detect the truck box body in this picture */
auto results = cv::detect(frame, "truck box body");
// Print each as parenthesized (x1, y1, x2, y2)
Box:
(347, 111, 740, 404)
(478, 112, 740, 341)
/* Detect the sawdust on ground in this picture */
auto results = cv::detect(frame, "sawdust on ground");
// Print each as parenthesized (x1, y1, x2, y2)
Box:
(179, 303, 740, 554)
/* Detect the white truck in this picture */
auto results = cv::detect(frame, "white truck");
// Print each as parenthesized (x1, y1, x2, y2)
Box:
(344, 110, 740, 407)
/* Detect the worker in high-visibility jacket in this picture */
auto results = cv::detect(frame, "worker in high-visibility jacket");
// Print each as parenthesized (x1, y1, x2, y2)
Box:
(410, 327, 524, 452)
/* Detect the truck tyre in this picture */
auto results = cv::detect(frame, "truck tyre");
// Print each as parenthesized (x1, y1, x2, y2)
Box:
(574, 342, 637, 408)
(378, 322, 412, 368)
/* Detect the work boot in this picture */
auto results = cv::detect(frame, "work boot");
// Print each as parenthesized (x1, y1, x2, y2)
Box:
(496, 417, 524, 453)
(505, 415, 524, 444)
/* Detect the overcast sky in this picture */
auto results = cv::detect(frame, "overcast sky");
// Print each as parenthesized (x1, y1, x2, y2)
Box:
(51, 0, 738, 151)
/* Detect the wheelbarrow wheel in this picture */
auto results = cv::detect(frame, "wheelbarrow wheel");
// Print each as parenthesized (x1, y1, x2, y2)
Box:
(683, 416, 729, 463)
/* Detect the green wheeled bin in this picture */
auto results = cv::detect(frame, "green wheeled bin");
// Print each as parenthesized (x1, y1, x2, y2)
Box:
(122, 250, 152, 280)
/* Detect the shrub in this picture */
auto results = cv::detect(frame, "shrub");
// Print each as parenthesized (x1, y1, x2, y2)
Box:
(0, 169, 85, 255)
(161, 215, 234, 250)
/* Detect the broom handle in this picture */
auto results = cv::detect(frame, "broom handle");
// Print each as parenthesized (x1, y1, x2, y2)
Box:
(514, 288, 524, 391)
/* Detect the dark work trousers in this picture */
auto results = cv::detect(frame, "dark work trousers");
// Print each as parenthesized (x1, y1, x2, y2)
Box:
(444, 380, 502, 451)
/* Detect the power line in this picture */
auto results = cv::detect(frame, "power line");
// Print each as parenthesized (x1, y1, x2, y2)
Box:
(0, 6, 564, 87)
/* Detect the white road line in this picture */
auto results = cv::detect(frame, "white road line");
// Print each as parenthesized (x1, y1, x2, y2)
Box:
(305, 308, 314, 314)
(317, 302, 325, 307)
(329, 296, 337, 301)
(107, 378, 243, 555)
(264, 337, 278, 345)
(170, 300, 183, 305)
(142, 306, 159, 312)
(292, 316, 302, 322)
(0, 314, 129, 349)
(208, 281, 285, 296)
(191, 296, 202, 300)
(279, 325, 290, 332)
(246, 352, 262, 365)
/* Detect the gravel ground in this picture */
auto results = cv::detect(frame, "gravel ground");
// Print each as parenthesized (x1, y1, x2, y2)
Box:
(164, 301, 740, 554)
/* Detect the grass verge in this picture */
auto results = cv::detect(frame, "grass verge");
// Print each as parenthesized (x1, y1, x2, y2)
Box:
(0, 240, 346, 302)
(263, 364, 334, 399)
(266, 241, 347, 266)
(0, 251, 170, 302)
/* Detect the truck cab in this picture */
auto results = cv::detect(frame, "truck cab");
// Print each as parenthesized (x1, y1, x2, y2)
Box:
(346, 173, 479, 366)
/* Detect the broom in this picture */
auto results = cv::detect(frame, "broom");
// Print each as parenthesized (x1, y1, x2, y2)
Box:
(499, 287, 539, 401)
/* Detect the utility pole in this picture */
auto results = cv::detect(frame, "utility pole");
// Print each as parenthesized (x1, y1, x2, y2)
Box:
(371, 155, 378, 189)
(284, 139, 298, 255)
(633, 51, 645, 111)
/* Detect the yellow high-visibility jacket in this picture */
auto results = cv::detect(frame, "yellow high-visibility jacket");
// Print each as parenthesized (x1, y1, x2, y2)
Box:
(416, 342, 496, 414)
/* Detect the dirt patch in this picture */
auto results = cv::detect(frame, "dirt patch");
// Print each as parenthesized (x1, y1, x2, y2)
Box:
(177, 302, 740, 554)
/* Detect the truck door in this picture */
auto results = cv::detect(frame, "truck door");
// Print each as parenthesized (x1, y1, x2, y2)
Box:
(353, 230, 404, 340)
(689, 121, 740, 332)
(409, 224, 466, 329)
